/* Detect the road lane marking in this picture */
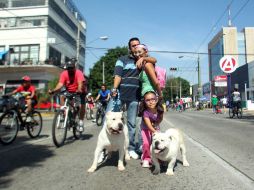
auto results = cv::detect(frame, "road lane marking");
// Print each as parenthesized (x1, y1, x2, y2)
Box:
(182, 111, 253, 125)
(163, 118, 254, 189)
(0, 123, 96, 154)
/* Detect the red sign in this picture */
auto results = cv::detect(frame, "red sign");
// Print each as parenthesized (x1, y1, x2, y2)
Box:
(219, 56, 238, 73)
(214, 75, 227, 81)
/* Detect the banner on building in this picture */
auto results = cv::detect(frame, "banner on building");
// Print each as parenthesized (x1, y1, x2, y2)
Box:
(214, 75, 227, 87)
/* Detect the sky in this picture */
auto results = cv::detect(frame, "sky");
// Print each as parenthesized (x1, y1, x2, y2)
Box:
(74, 0, 254, 85)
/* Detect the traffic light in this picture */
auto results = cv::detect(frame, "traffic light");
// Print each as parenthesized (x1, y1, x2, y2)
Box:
(170, 67, 178, 71)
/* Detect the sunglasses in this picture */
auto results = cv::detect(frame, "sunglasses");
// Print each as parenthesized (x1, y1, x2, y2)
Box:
(144, 97, 157, 103)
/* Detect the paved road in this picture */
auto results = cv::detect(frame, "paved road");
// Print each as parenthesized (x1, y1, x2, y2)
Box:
(0, 110, 254, 190)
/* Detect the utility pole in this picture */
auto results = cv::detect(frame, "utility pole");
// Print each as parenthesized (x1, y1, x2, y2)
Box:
(180, 80, 182, 98)
(102, 61, 105, 83)
(170, 81, 173, 103)
(197, 54, 202, 99)
(76, 23, 80, 67)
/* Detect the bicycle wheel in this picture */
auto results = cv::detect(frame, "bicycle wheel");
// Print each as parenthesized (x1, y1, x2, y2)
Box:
(229, 108, 234, 118)
(86, 108, 91, 120)
(237, 108, 243, 119)
(0, 111, 19, 145)
(27, 111, 42, 138)
(96, 108, 103, 126)
(73, 113, 82, 140)
(52, 110, 67, 147)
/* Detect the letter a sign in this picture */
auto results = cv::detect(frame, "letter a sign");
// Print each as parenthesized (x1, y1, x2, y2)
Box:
(219, 56, 238, 74)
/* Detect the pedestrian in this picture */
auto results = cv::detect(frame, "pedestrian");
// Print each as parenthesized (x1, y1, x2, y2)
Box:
(221, 96, 227, 114)
(133, 44, 163, 99)
(108, 37, 157, 160)
(138, 91, 164, 167)
(211, 95, 218, 114)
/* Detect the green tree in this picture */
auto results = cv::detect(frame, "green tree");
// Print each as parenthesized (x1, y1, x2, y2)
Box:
(37, 77, 59, 104)
(89, 46, 128, 96)
(163, 77, 190, 102)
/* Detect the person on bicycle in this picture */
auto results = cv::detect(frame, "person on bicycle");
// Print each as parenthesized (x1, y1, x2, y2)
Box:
(48, 58, 86, 132)
(232, 88, 241, 111)
(94, 84, 110, 109)
(8, 76, 37, 122)
(86, 92, 95, 119)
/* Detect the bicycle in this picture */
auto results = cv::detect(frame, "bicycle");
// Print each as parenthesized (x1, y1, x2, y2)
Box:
(51, 91, 83, 147)
(229, 102, 242, 119)
(95, 101, 107, 126)
(85, 102, 94, 120)
(0, 94, 42, 145)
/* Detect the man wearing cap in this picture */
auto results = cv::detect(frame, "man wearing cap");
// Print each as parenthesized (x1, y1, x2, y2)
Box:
(49, 58, 86, 132)
(9, 76, 37, 122)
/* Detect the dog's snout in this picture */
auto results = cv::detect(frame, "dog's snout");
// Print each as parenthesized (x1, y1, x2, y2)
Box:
(118, 123, 123, 129)
(155, 141, 159, 148)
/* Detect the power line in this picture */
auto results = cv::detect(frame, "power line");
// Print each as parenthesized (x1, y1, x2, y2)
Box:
(86, 46, 254, 56)
(232, 0, 251, 21)
(195, 0, 234, 52)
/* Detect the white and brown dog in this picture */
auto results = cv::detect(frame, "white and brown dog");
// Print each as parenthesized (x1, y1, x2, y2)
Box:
(151, 128, 189, 176)
(88, 111, 130, 173)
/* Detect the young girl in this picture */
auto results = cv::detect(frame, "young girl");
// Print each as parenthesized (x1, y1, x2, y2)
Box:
(139, 91, 164, 167)
(134, 44, 163, 99)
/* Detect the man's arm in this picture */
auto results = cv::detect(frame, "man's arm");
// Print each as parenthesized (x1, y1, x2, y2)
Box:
(49, 82, 64, 94)
(94, 94, 101, 102)
(77, 81, 83, 93)
(136, 56, 157, 69)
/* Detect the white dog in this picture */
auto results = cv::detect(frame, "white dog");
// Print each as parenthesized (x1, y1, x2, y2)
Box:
(88, 111, 130, 172)
(151, 128, 189, 176)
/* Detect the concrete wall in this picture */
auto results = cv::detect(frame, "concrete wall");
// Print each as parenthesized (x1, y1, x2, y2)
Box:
(244, 27, 254, 63)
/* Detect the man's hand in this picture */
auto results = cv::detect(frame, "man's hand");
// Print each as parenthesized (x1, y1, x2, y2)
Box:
(136, 57, 144, 69)
(48, 89, 54, 95)
(111, 88, 118, 97)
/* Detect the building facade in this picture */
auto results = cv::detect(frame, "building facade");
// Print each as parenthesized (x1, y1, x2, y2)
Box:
(208, 27, 254, 100)
(0, 0, 86, 93)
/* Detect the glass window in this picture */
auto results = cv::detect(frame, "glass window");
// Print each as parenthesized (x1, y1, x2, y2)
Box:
(0, 46, 5, 52)
(0, 0, 8, 8)
(21, 46, 29, 52)
(11, 0, 46, 7)
(9, 45, 39, 65)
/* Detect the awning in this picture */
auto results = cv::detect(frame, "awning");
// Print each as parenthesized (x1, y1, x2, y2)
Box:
(0, 51, 8, 59)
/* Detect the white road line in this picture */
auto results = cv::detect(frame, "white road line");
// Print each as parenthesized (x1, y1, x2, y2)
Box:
(0, 123, 95, 154)
(183, 111, 252, 125)
(163, 118, 254, 189)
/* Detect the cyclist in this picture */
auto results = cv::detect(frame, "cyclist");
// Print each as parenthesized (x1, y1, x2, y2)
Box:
(8, 76, 37, 122)
(49, 58, 86, 132)
(94, 84, 110, 109)
(232, 88, 241, 111)
(86, 92, 95, 119)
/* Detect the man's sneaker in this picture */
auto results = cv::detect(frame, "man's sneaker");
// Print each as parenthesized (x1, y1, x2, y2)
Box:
(26, 116, 32, 123)
(129, 150, 139, 160)
(79, 120, 84, 132)
(142, 160, 150, 168)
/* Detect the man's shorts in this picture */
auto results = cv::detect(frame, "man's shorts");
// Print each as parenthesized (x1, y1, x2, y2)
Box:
(80, 93, 86, 105)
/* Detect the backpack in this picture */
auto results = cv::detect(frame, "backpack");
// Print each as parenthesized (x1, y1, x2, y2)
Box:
(155, 66, 166, 89)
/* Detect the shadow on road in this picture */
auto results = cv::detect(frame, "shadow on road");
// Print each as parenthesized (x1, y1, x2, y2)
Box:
(0, 139, 55, 189)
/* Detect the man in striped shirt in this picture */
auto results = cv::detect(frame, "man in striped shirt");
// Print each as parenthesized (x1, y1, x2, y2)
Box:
(111, 37, 157, 159)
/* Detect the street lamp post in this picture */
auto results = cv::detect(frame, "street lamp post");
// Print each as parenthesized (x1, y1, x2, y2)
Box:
(178, 54, 202, 100)
(85, 36, 109, 72)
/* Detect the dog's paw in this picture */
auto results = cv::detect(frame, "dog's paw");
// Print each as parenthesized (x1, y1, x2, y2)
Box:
(183, 161, 190, 167)
(118, 165, 125, 171)
(166, 170, 174, 176)
(87, 167, 96, 173)
(125, 154, 131, 161)
(152, 169, 160, 175)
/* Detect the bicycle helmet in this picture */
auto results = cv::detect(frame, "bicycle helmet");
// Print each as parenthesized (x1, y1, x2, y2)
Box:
(22, 76, 31, 82)
(66, 58, 77, 69)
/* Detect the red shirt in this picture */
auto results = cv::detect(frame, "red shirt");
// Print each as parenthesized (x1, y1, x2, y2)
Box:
(59, 69, 85, 93)
(16, 85, 37, 100)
